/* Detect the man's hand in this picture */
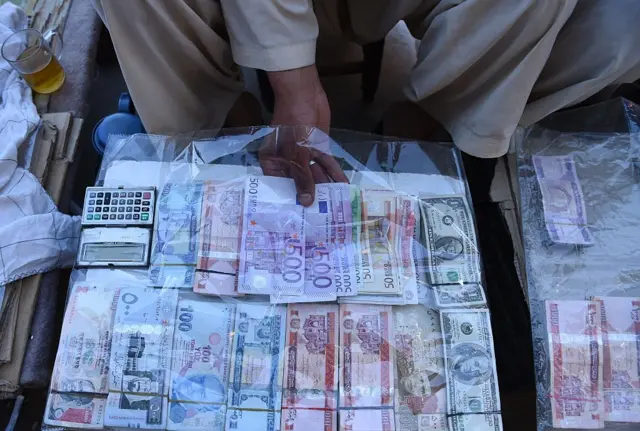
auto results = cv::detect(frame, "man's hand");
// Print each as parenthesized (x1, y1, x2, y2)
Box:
(258, 65, 347, 207)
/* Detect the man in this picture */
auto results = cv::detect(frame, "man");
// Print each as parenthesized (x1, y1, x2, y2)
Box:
(92, 0, 640, 205)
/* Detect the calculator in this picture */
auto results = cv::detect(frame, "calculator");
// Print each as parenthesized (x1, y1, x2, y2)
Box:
(82, 187, 156, 226)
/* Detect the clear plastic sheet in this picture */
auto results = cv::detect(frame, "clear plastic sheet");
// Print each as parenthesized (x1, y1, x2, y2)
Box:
(44, 127, 503, 431)
(518, 99, 640, 431)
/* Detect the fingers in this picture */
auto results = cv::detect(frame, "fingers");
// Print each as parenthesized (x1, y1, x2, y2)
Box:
(309, 161, 331, 184)
(259, 155, 288, 178)
(289, 160, 315, 207)
(314, 152, 349, 183)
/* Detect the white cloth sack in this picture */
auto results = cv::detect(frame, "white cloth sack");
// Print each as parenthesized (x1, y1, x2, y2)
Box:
(0, 3, 80, 285)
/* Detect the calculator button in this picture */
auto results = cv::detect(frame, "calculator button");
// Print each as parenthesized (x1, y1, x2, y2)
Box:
(95, 207, 101, 213)
(141, 213, 149, 221)
(135, 199, 141, 205)
(89, 200, 95, 205)
(126, 214, 132, 220)
(103, 207, 109, 213)
(126, 207, 133, 212)
(135, 192, 142, 198)
(89, 192, 96, 198)
(128, 192, 134, 197)
(143, 192, 151, 199)
(86, 214, 93, 220)
(142, 201, 150, 206)
(97, 192, 104, 198)
(133, 214, 140, 220)
(112, 192, 119, 198)
(87, 208, 94, 213)
(134, 207, 141, 212)
(119, 207, 125, 213)
(127, 199, 133, 205)
(96, 200, 103, 205)
(119, 199, 126, 205)
(104, 197, 111, 204)
(102, 214, 108, 220)
(111, 207, 117, 213)
(110, 214, 117, 220)
(142, 207, 150, 212)
(105, 192, 111, 199)
(118, 214, 125, 220)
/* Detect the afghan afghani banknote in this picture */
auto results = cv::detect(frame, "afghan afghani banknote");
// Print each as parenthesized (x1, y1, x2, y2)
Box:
(104, 392, 167, 429)
(433, 284, 486, 308)
(339, 304, 395, 408)
(193, 270, 240, 297)
(440, 310, 500, 416)
(533, 155, 594, 245)
(170, 298, 235, 405)
(329, 183, 358, 297)
(420, 196, 480, 285)
(228, 303, 287, 410)
(149, 265, 195, 288)
(595, 297, 640, 423)
(51, 284, 120, 394)
(283, 304, 339, 409)
(360, 189, 402, 295)
(197, 180, 244, 274)
(109, 288, 178, 396)
(393, 306, 447, 431)
(546, 300, 604, 429)
(167, 402, 226, 431)
(448, 414, 503, 431)
(44, 392, 106, 429)
(281, 408, 337, 431)
(339, 408, 395, 431)
(226, 408, 281, 431)
(238, 176, 305, 295)
(304, 184, 336, 296)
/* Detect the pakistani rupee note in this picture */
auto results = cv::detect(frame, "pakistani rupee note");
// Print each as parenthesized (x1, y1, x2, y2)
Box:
(228, 303, 287, 410)
(238, 177, 305, 295)
(281, 408, 337, 431)
(440, 310, 500, 416)
(52, 284, 120, 394)
(595, 297, 640, 423)
(546, 300, 604, 429)
(533, 155, 594, 245)
(448, 414, 503, 431)
(339, 409, 395, 431)
(420, 196, 480, 285)
(170, 298, 235, 406)
(339, 304, 395, 408)
(167, 402, 226, 431)
(283, 304, 339, 409)
(193, 270, 240, 297)
(149, 265, 195, 288)
(109, 288, 178, 396)
(226, 408, 281, 431)
(393, 306, 447, 431)
(197, 180, 244, 274)
(44, 392, 106, 429)
(104, 392, 167, 429)
(433, 284, 486, 308)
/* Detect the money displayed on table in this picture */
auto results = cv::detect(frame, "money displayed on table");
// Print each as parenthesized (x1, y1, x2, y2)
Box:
(109, 288, 178, 396)
(304, 184, 336, 296)
(360, 189, 402, 295)
(226, 408, 281, 431)
(228, 303, 287, 410)
(44, 392, 106, 429)
(339, 408, 395, 431)
(546, 300, 604, 429)
(448, 413, 503, 431)
(339, 304, 395, 408)
(533, 155, 594, 245)
(329, 183, 358, 298)
(170, 298, 235, 405)
(149, 265, 195, 288)
(595, 296, 640, 423)
(281, 408, 337, 431)
(440, 310, 500, 416)
(193, 270, 240, 297)
(167, 402, 226, 431)
(396, 197, 418, 299)
(197, 180, 244, 274)
(152, 182, 203, 266)
(350, 185, 364, 293)
(271, 291, 337, 304)
(393, 306, 447, 431)
(433, 284, 486, 308)
(51, 284, 120, 394)
(420, 196, 480, 285)
(238, 177, 305, 295)
(283, 304, 339, 409)
(104, 392, 167, 429)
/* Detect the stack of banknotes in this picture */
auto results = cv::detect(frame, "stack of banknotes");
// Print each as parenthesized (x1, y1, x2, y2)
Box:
(45, 282, 503, 430)
(546, 298, 640, 429)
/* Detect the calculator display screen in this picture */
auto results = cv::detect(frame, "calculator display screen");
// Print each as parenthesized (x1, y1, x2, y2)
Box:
(82, 243, 145, 262)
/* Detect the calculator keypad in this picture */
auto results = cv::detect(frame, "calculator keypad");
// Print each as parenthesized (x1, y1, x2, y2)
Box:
(84, 187, 155, 226)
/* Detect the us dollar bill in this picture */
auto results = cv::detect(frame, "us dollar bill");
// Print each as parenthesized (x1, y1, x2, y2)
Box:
(225, 408, 280, 431)
(433, 283, 486, 308)
(281, 408, 337, 431)
(51, 284, 120, 394)
(228, 303, 287, 410)
(109, 288, 178, 397)
(167, 402, 226, 431)
(238, 176, 305, 295)
(104, 392, 167, 429)
(420, 196, 480, 285)
(170, 298, 235, 406)
(440, 310, 500, 416)
(44, 392, 106, 429)
(448, 413, 503, 431)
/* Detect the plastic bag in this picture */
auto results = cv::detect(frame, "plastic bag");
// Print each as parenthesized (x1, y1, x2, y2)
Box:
(44, 127, 503, 431)
(518, 99, 640, 431)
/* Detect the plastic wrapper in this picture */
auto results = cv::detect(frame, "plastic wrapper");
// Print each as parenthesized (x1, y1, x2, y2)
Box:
(518, 99, 640, 431)
(44, 127, 503, 430)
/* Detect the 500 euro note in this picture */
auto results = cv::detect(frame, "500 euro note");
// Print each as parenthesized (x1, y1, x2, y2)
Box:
(546, 300, 604, 429)
(339, 304, 395, 408)
(595, 297, 640, 423)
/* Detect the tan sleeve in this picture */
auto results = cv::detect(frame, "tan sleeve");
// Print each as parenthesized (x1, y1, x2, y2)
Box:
(220, 0, 318, 71)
